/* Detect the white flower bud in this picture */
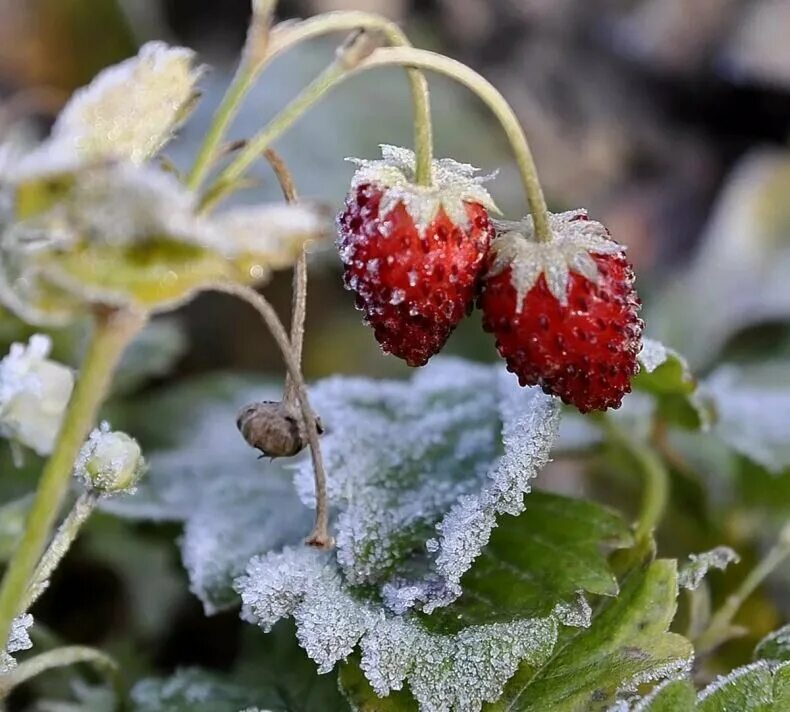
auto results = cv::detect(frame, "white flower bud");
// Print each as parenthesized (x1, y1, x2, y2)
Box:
(0, 335, 74, 456)
(75, 422, 145, 494)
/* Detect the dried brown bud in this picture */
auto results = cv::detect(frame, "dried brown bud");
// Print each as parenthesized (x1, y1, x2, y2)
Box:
(236, 400, 323, 459)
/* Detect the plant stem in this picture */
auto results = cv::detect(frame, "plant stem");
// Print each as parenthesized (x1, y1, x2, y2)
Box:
(605, 419, 670, 545)
(206, 45, 551, 239)
(211, 283, 331, 549)
(696, 527, 790, 655)
(0, 645, 121, 701)
(0, 308, 145, 649)
(187, 10, 434, 192)
(22, 491, 99, 611)
(262, 149, 306, 408)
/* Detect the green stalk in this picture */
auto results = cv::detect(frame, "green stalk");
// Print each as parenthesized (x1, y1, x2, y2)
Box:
(186, 10, 434, 191)
(0, 309, 145, 648)
(206, 46, 551, 241)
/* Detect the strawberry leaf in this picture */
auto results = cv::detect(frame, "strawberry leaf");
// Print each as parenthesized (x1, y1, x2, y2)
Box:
(489, 559, 692, 711)
(756, 625, 790, 662)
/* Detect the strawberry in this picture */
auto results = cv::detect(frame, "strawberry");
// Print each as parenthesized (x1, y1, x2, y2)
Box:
(479, 210, 643, 412)
(337, 145, 497, 367)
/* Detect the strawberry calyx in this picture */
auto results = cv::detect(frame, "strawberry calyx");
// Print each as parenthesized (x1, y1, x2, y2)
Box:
(346, 144, 498, 235)
(487, 209, 625, 310)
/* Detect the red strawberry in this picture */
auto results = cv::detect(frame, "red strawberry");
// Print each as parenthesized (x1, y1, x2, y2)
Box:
(479, 210, 643, 412)
(337, 145, 497, 366)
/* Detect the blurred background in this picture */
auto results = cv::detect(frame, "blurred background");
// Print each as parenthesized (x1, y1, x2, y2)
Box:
(2, 0, 790, 707)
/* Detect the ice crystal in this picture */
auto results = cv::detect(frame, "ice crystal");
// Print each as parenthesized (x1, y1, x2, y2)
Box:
(44, 42, 202, 165)
(678, 546, 740, 591)
(293, 358, 561, 613)
(0, 334, 74, 456)
(488, 209, 624, 308)
(0, 613, 33, 673)
(236, 546, 561, 712)
(347, 144, 498, 233)
(697, 659, 783, 706)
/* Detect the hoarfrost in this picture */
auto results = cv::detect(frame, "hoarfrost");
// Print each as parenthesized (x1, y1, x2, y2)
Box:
(236, 546, 560, 712)
(0, 613, 33, 673)
(678, 546, 740, 590)
(44, 41, 202, 165)
(293, 358, 561, 613)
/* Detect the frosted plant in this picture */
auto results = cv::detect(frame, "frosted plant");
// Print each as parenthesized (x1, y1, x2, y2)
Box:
(293, 358, 561, 613)
(0, 335, 74, 456)
(74, 422, 146, 495)
(237, 546, 564, 712)
(678, 546, 740, 591)
(0, 614, 33, 674)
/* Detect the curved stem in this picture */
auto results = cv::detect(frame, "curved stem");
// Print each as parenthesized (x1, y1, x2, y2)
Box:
(0, 645, 121, 701)
(696, 527, 790, 656)
(208, 46, 551, 240)
(211, 283, 331, 549)
(187, 10, 434, 191)
(605, 419, 670, 545)
(262, 149, 306, 408)
(23, 491, 99, 611)
(0, 308, 145, 649)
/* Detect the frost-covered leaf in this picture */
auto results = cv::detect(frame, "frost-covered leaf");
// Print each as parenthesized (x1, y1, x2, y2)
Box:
(44, 42, 202, 165)
(697, 660, 790, 711)
(422, 491, 631, 631)
(103, 374, 312, 613)
(0, 163, 324, 326)
(703, 365, 790, 474)
(615, 678, 697, 712)
(237, 546, 561, 712)
(0, 613, 33, 674)
(294, 359, 562, 613)
(491, 560, 693, 711)
(649, 150, 790, 368)
(678, 546, 740, 591)
(756, 625, 790, 662)
(130, 668, 271, 712)
(634, 338, 708, 429)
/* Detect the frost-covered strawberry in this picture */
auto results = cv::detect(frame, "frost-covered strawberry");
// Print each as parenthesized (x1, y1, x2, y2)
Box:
(479, 210, 643, 412)
(337, 145, 497, 367)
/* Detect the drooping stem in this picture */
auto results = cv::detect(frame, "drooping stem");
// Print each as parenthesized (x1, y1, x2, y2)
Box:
(0, 308, 145, 648)
(23, 491, 99, 611)
(696, 526, 790, 656)
(187, 9, 434, 192)
(211, 283, 331, 549)
(262, 149, 306, 408)
(605, 419, 670, 545)
(0, 645, 121, 701)
(207, 45, 551, 241)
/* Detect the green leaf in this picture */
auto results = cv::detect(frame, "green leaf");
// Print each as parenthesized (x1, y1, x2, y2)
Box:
(756, 625, 790, 662)
(423, 491, 632, 632)
(490, 560, 693, 711)
(633, 678, 697, 711)
(339, 655, 417, 711)
(697, 661, 790, 712)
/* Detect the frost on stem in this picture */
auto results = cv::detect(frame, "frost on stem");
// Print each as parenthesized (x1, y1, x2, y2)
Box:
(236, 546, 563, 712)
(678, 546, 740, 591)
(0, 334, 74, 457)
(0, 613, 33, 674)
(293, 358, 561, 613)
(74, 422, 146, 495)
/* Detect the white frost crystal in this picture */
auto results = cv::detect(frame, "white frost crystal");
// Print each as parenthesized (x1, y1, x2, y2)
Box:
(293, 358, 561, 613)
(75, 422, 145, 494)
(44, 41, 202, 165)
(236, 546, 560, 712)
(488, 209, 625, 308)
(0, 335, 74, 455)
(678, 546, 740, 591)
(347, 144, 498, 233)
(0, 613, 34, 673)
